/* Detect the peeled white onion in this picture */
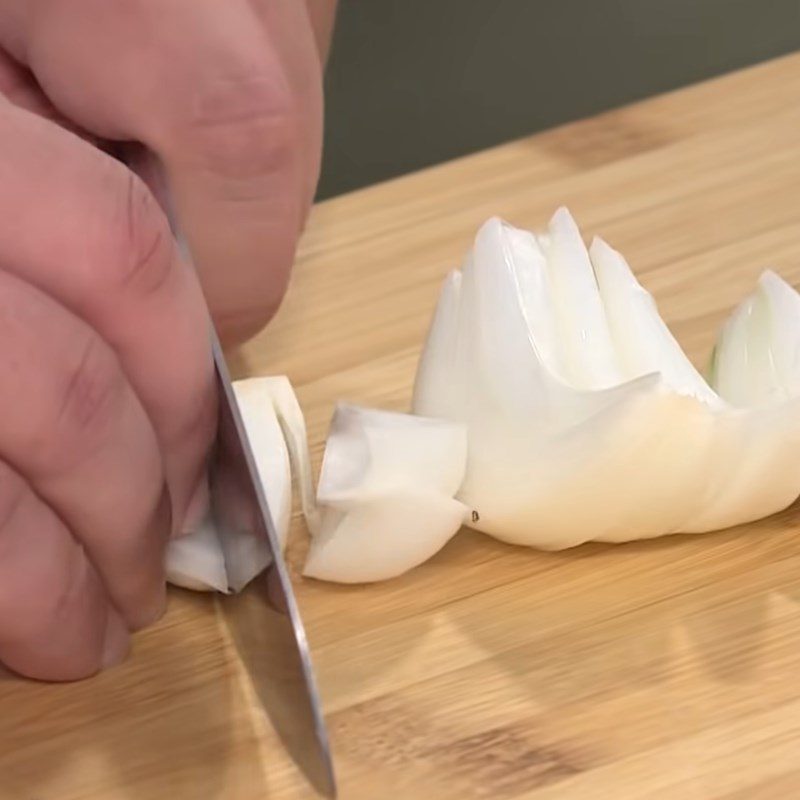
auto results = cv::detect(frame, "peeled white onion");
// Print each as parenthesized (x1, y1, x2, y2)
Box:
(412, 208, 800, 549)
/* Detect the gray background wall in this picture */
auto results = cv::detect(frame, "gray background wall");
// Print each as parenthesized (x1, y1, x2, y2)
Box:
(317, 0, 800, 199)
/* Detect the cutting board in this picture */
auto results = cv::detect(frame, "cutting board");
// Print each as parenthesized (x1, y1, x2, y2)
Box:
(4, 53, 800, 800)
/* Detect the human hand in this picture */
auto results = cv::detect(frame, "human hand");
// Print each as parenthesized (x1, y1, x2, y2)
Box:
(0, 1, 335, 681)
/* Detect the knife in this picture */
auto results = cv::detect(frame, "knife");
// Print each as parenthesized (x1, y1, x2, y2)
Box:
(164, 209, 336, 796)
(210, 332, 336, 798)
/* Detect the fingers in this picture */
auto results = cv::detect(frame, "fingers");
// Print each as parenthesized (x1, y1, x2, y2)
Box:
(0, 0, 324, 342)
(154, 38, 305, 342)
(0, 461, 127, 681)
(0, 49, 102, 144)
(0, 268, 168, 629)
(0, 49, 50, 118)
(0, 98, 215, 527)
(144, 2, 312, 341)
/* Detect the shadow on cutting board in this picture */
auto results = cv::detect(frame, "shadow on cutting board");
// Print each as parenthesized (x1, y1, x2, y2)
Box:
(434, 501, 800, 790)
(0, 592, 266, 800)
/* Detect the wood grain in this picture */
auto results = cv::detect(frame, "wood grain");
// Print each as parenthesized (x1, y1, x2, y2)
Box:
(4, 52, 800, 800)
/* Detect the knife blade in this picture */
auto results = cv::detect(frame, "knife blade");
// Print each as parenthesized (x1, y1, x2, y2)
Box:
(162, 192, 336, 795)
(210, 331, 336, 798)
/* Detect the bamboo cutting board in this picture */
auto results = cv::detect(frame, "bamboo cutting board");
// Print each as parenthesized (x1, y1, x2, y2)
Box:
(4, 53, 800, 800)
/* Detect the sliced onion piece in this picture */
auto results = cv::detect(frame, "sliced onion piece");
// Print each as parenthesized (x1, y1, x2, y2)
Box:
(164, 376, 293, 593)
(591, 236, 722, 407)
(711, 282, 777, 407)
(260, 375, 322, 535)
(500, 222, 564, 381)
(708, 294, 755, 404)
(232, 378, 292, 551)
(318, 403, 467, 503)
(714, 271, 800, 407)
(165, 516, 228, 593)
(303, 404, 468, 583)
(545, 207, 622, 390)
(759, 270, 800, 395)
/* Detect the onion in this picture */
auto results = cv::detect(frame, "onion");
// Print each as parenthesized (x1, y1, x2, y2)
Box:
(165, 377, 292, 593)
(412, 208, 800, 549)
(302, 404, 468, 583)
(166, 379, 468, 588)
(164, 516, 228, 593)
(168, 207, 800, 589)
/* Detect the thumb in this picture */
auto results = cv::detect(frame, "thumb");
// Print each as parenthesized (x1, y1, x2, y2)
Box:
(3, 0, 314, 343)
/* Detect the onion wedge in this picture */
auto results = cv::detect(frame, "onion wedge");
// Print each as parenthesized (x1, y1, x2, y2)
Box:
(303, 404, 469, 583)
(711, 270, 800, 407)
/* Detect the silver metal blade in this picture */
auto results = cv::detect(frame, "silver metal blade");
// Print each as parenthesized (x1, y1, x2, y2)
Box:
(210, 332, 336, 798)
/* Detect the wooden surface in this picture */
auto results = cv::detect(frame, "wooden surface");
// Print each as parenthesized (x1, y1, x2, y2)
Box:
(4, 52, 800, 800)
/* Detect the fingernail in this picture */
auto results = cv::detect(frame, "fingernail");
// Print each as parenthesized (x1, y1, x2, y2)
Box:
(101, 608, 131, 669)
(182, 476, 210, 533)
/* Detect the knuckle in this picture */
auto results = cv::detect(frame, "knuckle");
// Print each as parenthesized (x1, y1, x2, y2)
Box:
(181, 73, 301, 179)
(54, 335, 124, 449)
(113, 169, 174, 297)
